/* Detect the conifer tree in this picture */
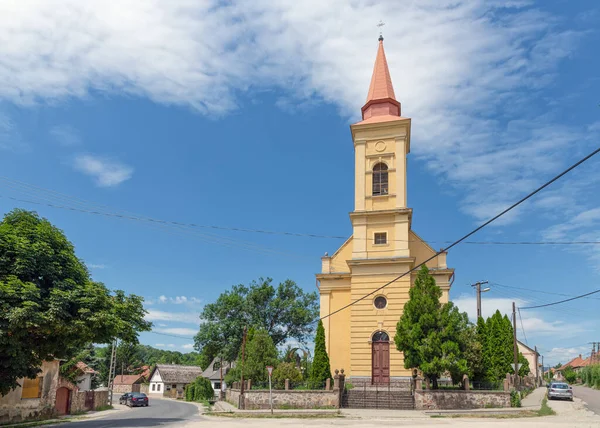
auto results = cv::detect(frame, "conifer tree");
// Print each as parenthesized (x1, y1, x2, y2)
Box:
(395, 265, 469, 389)
(310, 320, 332, 387)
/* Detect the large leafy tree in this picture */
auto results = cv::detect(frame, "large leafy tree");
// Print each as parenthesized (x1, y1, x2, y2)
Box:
(395, 265, 470, 389)
(0, 209, 151, 394)
(310, 320, 332, 387)
(194, 277, 318, 363)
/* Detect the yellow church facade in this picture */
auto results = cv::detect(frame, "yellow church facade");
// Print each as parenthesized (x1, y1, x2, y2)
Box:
(317, 37, 454, 383)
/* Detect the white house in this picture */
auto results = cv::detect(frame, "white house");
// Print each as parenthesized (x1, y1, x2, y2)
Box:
(74, 362, 96, 391)
(148, 364, 204, 397)
(201, 358, 234, 397)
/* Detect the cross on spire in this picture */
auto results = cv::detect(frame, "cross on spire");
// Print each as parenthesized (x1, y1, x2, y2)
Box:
(377, 20, 385, 41)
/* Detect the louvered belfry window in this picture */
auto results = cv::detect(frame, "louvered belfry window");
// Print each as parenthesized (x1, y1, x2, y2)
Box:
(372, 163, 389, 196)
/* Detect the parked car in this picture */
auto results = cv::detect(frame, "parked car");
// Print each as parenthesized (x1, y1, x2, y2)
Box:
(127, 392, 149, 407)
(119, 392, 132, 405)
(547, 382, 573, 401)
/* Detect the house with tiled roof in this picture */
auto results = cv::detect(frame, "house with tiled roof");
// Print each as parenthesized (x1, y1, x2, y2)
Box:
(148, 364, 204, 398)
(112, 374, 145, 394)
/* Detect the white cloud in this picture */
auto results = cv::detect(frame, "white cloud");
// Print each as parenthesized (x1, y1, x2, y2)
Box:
(0, 112, 25, 151)
(145, 309, 200, 325)
(49, 124, 81, 146)
(181, 344, 194, 350)
(72, 154, 133, 187)
(154, 327, 198, 336)
(0, 1, 594, 228)
(452, 294, 583, 338)
(546, 346, 589, 367)
(88, 263, 106, 269)
(157, 295, 202, 305)
(155, 343, 165, 347)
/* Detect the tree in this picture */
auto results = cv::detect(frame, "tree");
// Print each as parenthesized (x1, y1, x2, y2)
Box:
(244, 329, 279, 383)
(395, 265, 470, 389)
(194, 277, 318, 363)
(0, 210, 152, 394)
(192, 376, 214, 401)
(272, 362, 302, 388)
(563, 365, 577, 384)
(518, 353, 530, 377)
(310, 320, 332, 388)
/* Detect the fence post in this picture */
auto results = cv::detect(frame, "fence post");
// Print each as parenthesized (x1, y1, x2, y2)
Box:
(463, 374, 470, 391)
(325, 378, 331, 391)
(285, 379, 289, 391)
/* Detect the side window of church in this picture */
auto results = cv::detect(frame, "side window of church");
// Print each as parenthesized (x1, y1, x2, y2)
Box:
(152, 384, 156, 391)
(157, 383, 161, 391)
(372, 163, 388, 196)
(21, 377, 43, 399)
(374, 232, 387, 245)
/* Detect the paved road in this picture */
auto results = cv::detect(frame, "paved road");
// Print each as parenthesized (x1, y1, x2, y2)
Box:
(573, 385, 600, 415)
(51, 396, 202, 427)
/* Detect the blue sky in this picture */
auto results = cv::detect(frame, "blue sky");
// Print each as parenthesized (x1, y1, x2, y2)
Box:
(1, 1, 599, 366)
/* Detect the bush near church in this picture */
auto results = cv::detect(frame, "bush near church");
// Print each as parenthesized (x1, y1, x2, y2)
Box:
(185, 376, 214, 402)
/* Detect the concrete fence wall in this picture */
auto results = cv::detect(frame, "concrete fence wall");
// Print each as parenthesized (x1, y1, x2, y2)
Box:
(414, 390, 511, 410)
(225, 388, 339, 410)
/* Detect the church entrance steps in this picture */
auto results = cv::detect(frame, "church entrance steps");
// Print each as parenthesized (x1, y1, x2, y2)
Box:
(342, 389, 415, 410)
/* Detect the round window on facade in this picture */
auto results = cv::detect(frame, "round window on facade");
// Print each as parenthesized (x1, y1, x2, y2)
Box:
(374, 295, 387, 309)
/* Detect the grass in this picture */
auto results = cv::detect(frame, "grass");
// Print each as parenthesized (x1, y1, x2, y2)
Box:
(1, 419, 72, 427)
(536, 398, 556, 417)
(430, 412, 539, 419)
(93, 405, 113, 412)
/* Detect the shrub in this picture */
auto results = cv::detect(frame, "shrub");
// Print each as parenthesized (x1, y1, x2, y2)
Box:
(272, 362, 302, 387)
(193, 376, 214, 401)
(510, 389, 521, 407)
(185, 383, 195, 402)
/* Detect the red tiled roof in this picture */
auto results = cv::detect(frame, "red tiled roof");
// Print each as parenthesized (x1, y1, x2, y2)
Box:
(559, 354, 587, 370)
(76, 362, 96, 374)
(360, 38, 402, 123)
(113, 374, 144, 385)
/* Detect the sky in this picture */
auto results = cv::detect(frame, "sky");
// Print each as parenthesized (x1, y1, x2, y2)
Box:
(1, 0, 599, 367)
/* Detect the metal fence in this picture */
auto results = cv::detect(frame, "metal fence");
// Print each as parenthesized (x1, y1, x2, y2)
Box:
(342, 381, 414, 410)
(247, 380, 328, 391)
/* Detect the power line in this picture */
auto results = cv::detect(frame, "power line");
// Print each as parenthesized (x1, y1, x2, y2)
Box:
(520, 288, 600, 310)
(491, 282, 600, 301)
(4, 176, 600, 246)
(518, 308, 528, 345)
(319, 146, 600, 320)
(148, 331, 195, 340)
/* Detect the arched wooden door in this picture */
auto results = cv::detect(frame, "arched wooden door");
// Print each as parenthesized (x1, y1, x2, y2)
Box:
(55, 387, 71, 415)
(371, 331, 390, 384)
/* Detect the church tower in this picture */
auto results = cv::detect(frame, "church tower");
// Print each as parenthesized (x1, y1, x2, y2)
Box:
(317, 36, 454, 383)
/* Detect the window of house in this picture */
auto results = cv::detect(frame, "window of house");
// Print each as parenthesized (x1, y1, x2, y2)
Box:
(152, 384, 156, 391)
(21, 377, 43, 399)
(372, 163, 389, 196)
(213, 362, 221, 371)
(374, 232, 387, 245)
(157, 383, 161, 392)
(214, 382, 221, 390)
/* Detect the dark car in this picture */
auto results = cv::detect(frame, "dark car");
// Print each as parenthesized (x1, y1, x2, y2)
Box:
(127, 392, 149, 407)
(119, 392, 132, 405)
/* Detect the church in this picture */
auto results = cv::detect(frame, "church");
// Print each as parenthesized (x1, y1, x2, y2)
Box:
(317, 36, 454, 384)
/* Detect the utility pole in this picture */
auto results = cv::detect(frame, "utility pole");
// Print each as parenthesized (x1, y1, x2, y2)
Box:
(470, 281, 489, 319)
(239, 326, 248, 409)
(220, 357, 223, 400)
(535, 346, 539, 386)
(107, 339, 118, 405)
(512, 302, 519, 390)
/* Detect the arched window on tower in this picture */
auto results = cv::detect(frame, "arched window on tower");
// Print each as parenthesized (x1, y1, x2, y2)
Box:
(372, 163, 388, 196)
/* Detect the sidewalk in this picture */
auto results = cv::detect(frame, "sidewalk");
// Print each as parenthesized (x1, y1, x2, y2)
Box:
(521, 386, 546, 410)
(212, 400, 339, 416)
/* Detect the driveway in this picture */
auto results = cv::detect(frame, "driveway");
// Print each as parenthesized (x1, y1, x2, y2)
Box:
(573, 385, 600, 416)
(49, 396, 202, 427)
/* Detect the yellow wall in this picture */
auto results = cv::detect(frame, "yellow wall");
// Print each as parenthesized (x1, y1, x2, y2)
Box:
(316, 113, 453, 381)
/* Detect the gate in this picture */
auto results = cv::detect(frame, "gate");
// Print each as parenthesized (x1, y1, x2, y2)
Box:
(55, 387, 71, 415)
(341, 380, 414, 410)
(84, 391, 95, 410)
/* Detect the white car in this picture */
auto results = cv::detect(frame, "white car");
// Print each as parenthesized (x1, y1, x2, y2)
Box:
(547, 382, 573, 401)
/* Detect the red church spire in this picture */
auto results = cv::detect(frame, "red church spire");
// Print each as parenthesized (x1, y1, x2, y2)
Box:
(361, 36, 401, 121)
